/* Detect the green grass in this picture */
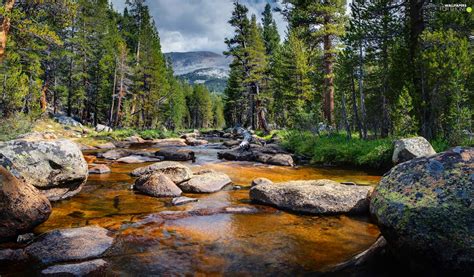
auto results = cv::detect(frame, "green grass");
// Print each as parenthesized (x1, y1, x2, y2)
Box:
(91, 128, 178, 141)
(280, 131, 394, 169)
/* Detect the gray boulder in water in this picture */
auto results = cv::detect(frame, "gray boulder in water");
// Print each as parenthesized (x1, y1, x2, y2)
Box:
(178, 170, 232, 193)
(134, 172, 182, 197)
(25, 226, 113, 265)
(392, 137, 436, 164)
(0, 158, 51, 240)
(250, 179, 373, 214)
(371, 147, 473, 274)
(131, 161, 193, 184)
(0, 139, 88, 201)
(155, 148, 195, 161)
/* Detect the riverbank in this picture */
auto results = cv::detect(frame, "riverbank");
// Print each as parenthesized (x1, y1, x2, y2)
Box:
(278, 130, 468, 170)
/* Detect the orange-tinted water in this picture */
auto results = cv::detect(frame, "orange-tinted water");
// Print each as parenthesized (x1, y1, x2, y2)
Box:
(3, 143, 383, 275)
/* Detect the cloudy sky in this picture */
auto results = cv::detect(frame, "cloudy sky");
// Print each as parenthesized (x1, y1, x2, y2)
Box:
(111, 0, 287, 54)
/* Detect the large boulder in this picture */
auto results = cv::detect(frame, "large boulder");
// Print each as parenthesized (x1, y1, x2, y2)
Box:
(134, 172, 182, 197)
(370, 147, 473, 274)
(0, 158, 51, 240)
(178, 170, 232, 193)
(130, 161, 193, 184)
(250, 179, 373, 214)
(0, 139, 88, 201)
(392, 137, 436, 164)
(155, 148, 195, 161)
(218, 146, 294, 166)
(25, 226, 113, 265)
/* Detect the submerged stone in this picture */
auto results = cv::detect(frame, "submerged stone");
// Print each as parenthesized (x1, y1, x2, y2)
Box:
(171, 196, 198, 206)
(25, 226, 113, 264)
(41, 259, 107, 276)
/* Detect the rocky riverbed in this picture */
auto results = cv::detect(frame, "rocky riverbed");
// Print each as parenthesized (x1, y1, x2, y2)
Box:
(0, 132, 387, 275)
(0, 131, 471, 276)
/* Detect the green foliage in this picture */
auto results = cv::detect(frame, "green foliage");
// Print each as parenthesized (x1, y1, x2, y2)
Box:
(0, 113, 35, 141)
(261, 3, 280, 56)
(92, 128, 176, 141)
(281, 131, 393, 169)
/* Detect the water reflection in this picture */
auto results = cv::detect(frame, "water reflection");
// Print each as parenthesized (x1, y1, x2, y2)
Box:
(21, 142, 383, 275)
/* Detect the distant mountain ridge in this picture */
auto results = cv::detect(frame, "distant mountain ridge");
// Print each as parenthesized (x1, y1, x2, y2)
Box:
(164, 51, 232, 93)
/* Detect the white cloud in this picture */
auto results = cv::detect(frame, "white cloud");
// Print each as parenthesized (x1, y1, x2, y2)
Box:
(111, 0, 288, 53)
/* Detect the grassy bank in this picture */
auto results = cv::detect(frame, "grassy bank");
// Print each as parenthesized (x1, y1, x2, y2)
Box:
(278, 131, 464, 170)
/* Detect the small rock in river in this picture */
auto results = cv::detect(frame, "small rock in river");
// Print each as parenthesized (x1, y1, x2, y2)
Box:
(89, 164, 111, 174)
(171, 196, 198, 206)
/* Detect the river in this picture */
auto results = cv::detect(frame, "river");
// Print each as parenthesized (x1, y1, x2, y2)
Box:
(2, 140, 383, 275)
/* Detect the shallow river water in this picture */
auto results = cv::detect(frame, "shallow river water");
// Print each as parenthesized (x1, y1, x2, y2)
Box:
(2, 142, 383, 275)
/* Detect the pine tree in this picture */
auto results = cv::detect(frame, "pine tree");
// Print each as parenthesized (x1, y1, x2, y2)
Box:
(281, 0, 346, 126)
(247, 14, 269, 131)
(261, 3, 280, 56)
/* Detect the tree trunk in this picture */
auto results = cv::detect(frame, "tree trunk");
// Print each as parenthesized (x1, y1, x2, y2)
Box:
(40, 80, 49, 113)
(53, 76, 57, 114)
(358, 44, 368, 139)
(109, 60, 117, 126)
(341, 89, 351, 140)
(0, 0, 15, 62)
(323, 18, 335, 125)
(408, 0, 428, 138)
(67, 15, 75, 116)
(249, 92, 256, 130)
(351, 71, 363, 139)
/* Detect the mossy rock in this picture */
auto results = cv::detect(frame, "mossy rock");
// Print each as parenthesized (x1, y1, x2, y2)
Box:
(370, 147, 473, 275)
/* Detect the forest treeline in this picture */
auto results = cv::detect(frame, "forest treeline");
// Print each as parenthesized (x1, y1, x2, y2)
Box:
(224, 0, 472, 144)
(0, 0, 225, 130)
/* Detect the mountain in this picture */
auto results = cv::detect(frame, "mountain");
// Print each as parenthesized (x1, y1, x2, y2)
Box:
(164, 51, 232, 93)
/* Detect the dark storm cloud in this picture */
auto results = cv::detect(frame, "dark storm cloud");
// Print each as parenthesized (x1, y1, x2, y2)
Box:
(111, 0, 287, 53)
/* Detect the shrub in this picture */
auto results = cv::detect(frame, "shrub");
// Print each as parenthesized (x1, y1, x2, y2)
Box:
(0, 113, 36, 141)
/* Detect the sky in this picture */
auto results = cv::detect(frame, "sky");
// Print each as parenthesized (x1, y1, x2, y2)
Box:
(111, 0, 287, 54)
